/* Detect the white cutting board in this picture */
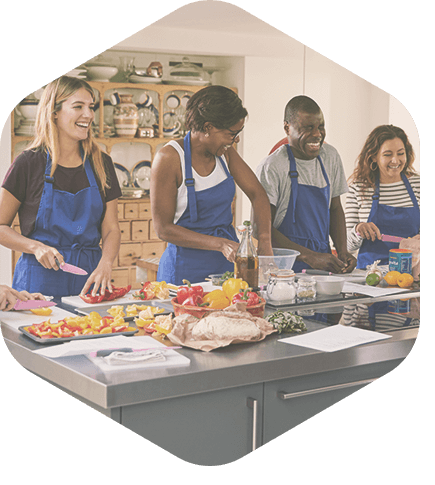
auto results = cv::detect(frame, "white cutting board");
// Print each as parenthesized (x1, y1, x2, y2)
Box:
(61, 291, 140, 308)
(0, 307, 77, 331)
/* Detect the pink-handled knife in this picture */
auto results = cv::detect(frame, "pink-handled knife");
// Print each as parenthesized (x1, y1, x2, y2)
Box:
(55, 258, 88, 275)
(381, 234, 404, 243)
(14, 300, 57, 311)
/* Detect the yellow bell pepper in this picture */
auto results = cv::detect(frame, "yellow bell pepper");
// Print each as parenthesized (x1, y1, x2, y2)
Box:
(222, 278, 249, 301)
(30, 307, 53, 316)
(202, 289, 230, 309)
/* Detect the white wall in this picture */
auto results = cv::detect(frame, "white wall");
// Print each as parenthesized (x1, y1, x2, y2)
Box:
(0, 3, 419, 285)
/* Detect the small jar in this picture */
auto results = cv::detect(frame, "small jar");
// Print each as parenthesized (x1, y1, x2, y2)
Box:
(266, 270, 296, 302)
(297, 276, 317, 301)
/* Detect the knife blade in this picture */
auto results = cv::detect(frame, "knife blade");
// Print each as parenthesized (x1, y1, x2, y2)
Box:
(381, 234, 404, 243)
(14, 300, 57, 311)
(55, 257, 88, 275)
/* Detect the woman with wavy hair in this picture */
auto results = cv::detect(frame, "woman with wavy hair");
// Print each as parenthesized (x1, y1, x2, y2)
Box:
(0, 76, 121, 297)
(345, 124, 420, 268)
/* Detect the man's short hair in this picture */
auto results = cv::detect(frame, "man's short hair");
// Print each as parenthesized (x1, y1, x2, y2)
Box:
(284, 95, 321, 124)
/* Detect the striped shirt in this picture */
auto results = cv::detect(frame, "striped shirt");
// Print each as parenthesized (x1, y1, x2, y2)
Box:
(345, 175, 420, 253)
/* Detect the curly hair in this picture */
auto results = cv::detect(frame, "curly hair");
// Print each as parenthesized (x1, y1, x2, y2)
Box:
(184, 85, 248, 132)
(348, 125, 417, 189)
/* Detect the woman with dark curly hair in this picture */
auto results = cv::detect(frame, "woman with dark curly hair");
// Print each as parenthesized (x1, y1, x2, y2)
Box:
(151, 85, 273, 285)
(345, 124, 420, 268)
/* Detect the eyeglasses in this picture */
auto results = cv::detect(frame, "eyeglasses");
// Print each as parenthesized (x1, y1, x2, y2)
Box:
(227, 127, 244, 142)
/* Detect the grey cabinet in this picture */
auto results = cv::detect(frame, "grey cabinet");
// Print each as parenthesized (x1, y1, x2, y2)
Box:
(120, 383, 263, 466)
(262, 359, 403, 444)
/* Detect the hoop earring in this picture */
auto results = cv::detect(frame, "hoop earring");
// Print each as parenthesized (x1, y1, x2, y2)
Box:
(370, 161, 378, 171)
(205, 133, 209, 138)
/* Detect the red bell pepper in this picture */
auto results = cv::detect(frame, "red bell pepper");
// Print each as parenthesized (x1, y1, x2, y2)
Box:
(177, 280, 204, 304)
(232, 288, 260, 307)
(181, 294, 206, 307)
(80, 285, 131, 304)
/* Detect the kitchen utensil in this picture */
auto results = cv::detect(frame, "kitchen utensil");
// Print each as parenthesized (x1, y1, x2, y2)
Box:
(302, 269, 333, 275)
(13, 300, 56, 311)
(87, 66, 118, 82)
(55, 258, 88, 275)
(381, 234, 404, 243)
(258, 248, 300, 287)
(91, 346, 182, 358)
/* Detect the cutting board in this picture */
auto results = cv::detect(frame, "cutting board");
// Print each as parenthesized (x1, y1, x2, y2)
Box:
(62, 291, 144, 309)
(0, 307, 77, 331)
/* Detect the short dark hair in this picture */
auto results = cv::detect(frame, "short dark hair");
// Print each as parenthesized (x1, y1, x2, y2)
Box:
(284, 95, 321, 124)
(185, 85, 248, 132)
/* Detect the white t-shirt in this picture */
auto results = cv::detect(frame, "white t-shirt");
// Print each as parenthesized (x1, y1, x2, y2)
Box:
(255, 143, 349, 228)
(166, 140, 230, 223)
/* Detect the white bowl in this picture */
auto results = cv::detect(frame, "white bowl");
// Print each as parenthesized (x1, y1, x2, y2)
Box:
(314, 276, 345, 295)
(87, 66, 118, 82)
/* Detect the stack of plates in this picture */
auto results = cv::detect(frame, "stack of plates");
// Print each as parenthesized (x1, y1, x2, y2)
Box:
(129, 74, 162, 84)
(66, 68, 87, 79)
(15, 119, 35, 136)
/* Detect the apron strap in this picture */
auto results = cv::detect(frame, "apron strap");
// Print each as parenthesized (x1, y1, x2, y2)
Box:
(401, 173, 419, 210)
(43, 152, 54, 230)
(184, 131, 198, 223)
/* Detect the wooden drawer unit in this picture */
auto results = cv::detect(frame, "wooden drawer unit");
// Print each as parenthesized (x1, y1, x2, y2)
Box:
(116, 197, 167, 287)
(110, 268, 130, 287)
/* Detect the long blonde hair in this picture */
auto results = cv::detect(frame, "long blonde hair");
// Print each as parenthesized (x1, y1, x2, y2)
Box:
(27, 76, 109, 190)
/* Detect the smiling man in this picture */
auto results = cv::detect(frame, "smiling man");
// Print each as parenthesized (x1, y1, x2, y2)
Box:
(256, 95, 356, 273)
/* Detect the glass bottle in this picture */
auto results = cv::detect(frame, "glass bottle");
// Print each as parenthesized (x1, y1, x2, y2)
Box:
(296, 276, 317, 301)
(234, 221, 259, 288)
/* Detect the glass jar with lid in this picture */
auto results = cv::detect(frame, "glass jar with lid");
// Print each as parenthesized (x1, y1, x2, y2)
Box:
(266, 270, 296, 302)
(296, 276, 317, 301)
(168, 57, 210, 84)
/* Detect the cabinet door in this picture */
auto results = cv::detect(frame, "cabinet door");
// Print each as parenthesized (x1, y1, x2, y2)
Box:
(121, 384, 263, 466)
(263, 359, 403, 444)
(141, 241, 166, 259)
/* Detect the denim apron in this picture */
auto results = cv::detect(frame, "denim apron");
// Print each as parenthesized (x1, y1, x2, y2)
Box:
(277, 145, 331, 273)
(13, 151, 103, 297)
(356, 174, 420, 269)
(157, 132, 238, 285)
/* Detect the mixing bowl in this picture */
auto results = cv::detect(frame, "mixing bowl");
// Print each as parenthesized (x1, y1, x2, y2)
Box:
(314, 276, 345, 295)
(258, 248, 300, 287)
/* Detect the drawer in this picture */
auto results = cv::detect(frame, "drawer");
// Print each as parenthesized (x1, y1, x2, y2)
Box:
(117, 204, 124, 220)
(139, 201, 151, 219)
(110, 268, 130, 287)
(124, 203, 139, 219)
(142, 241, 166, 260)
(132, 221, 149, 241)
(149, 220, 159, 240)
(119, 221, 131, 241)
(118, 243, 142, 266)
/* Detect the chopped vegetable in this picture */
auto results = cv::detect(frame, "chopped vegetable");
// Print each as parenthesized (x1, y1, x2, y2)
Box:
(133, 281, 170, 301)
(80, 285, 131, 304)
(266, 310, 307, 334)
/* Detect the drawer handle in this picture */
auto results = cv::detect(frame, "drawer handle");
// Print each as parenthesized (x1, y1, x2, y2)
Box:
(247, 398, 258, 452)
(278, 378, 377, 400)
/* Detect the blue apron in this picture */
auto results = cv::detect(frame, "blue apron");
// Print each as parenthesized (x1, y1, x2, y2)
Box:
(13, 151, 103, 297)
(356, 174, 420, 269)
(278, 145, 331, 273)
(157, 132, 238, 285)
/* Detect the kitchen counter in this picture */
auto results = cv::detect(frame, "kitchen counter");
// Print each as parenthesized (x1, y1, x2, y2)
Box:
(1, 289, 420, 466)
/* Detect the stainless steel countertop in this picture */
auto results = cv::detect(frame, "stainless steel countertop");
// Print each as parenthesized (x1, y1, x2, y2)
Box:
(1, 291, 419, 410)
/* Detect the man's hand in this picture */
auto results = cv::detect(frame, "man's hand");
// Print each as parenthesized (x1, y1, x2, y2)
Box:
(337, 251, 357, 273)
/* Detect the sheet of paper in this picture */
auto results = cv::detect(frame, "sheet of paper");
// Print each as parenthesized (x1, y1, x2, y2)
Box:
(33, 335, 166, 358)
(279, 324, 391, 352)
(343, 282, 408, 296)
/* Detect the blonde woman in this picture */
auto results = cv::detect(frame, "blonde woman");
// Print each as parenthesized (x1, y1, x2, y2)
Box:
(0, 76, 121, 298)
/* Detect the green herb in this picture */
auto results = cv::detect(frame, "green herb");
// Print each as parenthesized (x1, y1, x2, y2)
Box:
(218, 271, 234, 285)
(266, 310, 307, 334)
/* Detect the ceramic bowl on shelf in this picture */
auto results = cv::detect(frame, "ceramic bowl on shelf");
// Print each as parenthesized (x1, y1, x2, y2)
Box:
(114, 163, 131, 188)
(87, 66, 118, 82)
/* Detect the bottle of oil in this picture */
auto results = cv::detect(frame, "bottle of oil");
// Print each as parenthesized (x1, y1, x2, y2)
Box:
(234, 221, 259, 288)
